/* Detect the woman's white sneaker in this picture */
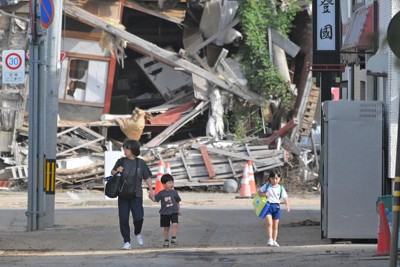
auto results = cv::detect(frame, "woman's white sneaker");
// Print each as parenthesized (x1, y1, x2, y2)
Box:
(122, 242, 131, 250)
(136, 234, 144, 246)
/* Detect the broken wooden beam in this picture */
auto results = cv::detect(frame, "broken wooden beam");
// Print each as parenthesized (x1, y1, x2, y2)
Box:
(264, 118, 298, 145)
(144, 101, 210, 148)
(199, 145, 216, 178)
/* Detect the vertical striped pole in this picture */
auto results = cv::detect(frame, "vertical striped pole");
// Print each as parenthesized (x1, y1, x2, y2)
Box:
(390, 96, 400, 266)
(390, 178, 400, 266)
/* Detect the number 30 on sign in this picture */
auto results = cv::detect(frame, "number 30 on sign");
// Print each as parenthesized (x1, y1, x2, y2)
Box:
(2, 50, 25, 85)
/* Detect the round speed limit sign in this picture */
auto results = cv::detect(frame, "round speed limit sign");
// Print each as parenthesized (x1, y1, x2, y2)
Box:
(2, 50, 25, 84)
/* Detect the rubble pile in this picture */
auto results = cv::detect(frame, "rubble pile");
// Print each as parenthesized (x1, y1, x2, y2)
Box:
(0, 0, 319, 192)
(142, 137, 286, 188)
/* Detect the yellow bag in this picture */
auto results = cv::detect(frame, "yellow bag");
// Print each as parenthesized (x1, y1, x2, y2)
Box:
(252, 195, 269, 219)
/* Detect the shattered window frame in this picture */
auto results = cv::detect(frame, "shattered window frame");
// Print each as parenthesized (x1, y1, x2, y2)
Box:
(59, 54, 109, 106)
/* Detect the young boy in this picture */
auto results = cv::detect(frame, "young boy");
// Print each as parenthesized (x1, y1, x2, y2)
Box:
(258, 170, 290, 247)
(150, 174, 182, 247)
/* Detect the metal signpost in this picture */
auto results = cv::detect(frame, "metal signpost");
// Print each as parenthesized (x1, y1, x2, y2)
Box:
(27, 0, 62, 231)
(388, 11, 400, 267)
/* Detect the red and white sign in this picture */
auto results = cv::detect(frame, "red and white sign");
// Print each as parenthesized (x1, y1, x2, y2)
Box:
(2, 50, 25, 84)
(59, 51, 67, 62)
(25, 51, 67, 62)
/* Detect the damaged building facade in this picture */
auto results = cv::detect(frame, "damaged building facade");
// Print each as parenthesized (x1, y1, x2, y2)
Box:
(0, 0, 317, 190)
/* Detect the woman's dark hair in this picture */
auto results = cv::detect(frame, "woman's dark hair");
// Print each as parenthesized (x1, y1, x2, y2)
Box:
(161, 174, 174, 184)
(123, 139, 141, 157)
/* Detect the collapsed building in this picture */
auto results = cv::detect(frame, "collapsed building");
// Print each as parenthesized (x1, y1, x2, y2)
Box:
(0, 0, 319, 191)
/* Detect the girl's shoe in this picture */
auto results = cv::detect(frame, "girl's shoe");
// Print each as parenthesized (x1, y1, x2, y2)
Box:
(272, 241, 280, 247)
(267, 239, 274, 246)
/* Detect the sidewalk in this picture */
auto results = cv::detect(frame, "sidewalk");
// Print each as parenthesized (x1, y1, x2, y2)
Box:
(0, 189, 320, 235)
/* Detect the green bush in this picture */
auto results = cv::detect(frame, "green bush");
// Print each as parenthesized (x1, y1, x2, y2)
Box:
(231, 0, 300, 139)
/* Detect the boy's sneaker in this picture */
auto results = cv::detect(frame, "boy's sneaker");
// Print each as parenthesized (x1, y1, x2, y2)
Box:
(163, 240, 169, 248)
(136, 234, 144, 246)
(122, 242, 131, 250)
(267, 239, 274, 246)
(272, 241, 280, 247)
(171, 237, 178, 245)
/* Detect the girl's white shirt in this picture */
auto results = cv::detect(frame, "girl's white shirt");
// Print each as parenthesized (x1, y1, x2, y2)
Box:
(259, 183, 288, 204)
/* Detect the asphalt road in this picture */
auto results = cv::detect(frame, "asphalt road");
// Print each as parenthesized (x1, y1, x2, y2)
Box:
(0, 191, 392, 267)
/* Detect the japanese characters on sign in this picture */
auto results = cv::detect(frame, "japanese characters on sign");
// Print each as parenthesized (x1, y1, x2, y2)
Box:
(316, 0, 336, 51)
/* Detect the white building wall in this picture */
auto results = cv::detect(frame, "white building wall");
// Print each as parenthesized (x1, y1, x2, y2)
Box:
(353, 66, 368, 100)
(62, 38, 108, 56)
(366, 74, 374, 100)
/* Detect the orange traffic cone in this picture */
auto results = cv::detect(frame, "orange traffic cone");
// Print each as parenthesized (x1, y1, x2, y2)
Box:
(165, 162, 172, 174)
(376, 201, 391, 256)
(154, 161, 164, 195)
(239, 163, 251, 198)
(247, 160, 257, 195)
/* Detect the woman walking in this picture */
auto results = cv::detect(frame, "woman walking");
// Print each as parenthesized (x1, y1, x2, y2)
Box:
(111, 139, 154, 250)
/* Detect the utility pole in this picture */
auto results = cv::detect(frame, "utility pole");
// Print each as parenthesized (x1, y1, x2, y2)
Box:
(27, 0, 62, 231)
(388, 11, 400, 267)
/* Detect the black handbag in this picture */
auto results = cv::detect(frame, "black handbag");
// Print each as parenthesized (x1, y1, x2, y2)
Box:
(105, 173, 122, 198)
(104, 158, 124, 198)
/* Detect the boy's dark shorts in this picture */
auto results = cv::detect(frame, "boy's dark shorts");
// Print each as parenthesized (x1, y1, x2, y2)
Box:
(160, 213, 179, 227)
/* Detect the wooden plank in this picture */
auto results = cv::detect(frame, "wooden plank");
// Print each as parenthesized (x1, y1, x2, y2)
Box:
(144, 101, 210, 148)
(173, 180, 224, 187)
(264, 118, 298, 145)
(290, 72, 314, 142)
(217, 58, 266, 104)
(191, 143, 266, 164)
(199, 145, 216, 178)
(310, 130, 319, 170)
(179, 148, 193, 181)
(155, 160, 284, 182)
(199, 179, 226, 183)
(149, 155, 284, 179)
(56, 126, 105, 156)
(147, 149, 285, 171)
(186, 18, 240, 55)
(212, 49, 229, 72)
(297, 85, 320, 139)
(245, 143, 257, 172)
(123, 0, 184, 25)
(308, 96, 319, 102)
(227, 157, 238, 178)
(269, 28, 300, 58)
(306, 102, 318, 108)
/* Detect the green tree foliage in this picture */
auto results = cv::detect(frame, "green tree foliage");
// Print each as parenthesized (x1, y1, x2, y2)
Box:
(231, 0, 300, 139)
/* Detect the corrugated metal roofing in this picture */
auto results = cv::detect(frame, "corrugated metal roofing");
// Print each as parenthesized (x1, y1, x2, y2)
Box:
(341, 3, 374, 52)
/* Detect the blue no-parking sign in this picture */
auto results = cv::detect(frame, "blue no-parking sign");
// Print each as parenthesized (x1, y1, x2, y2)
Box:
(2, 50, 26, 84)
(40, 0, 54, 29)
